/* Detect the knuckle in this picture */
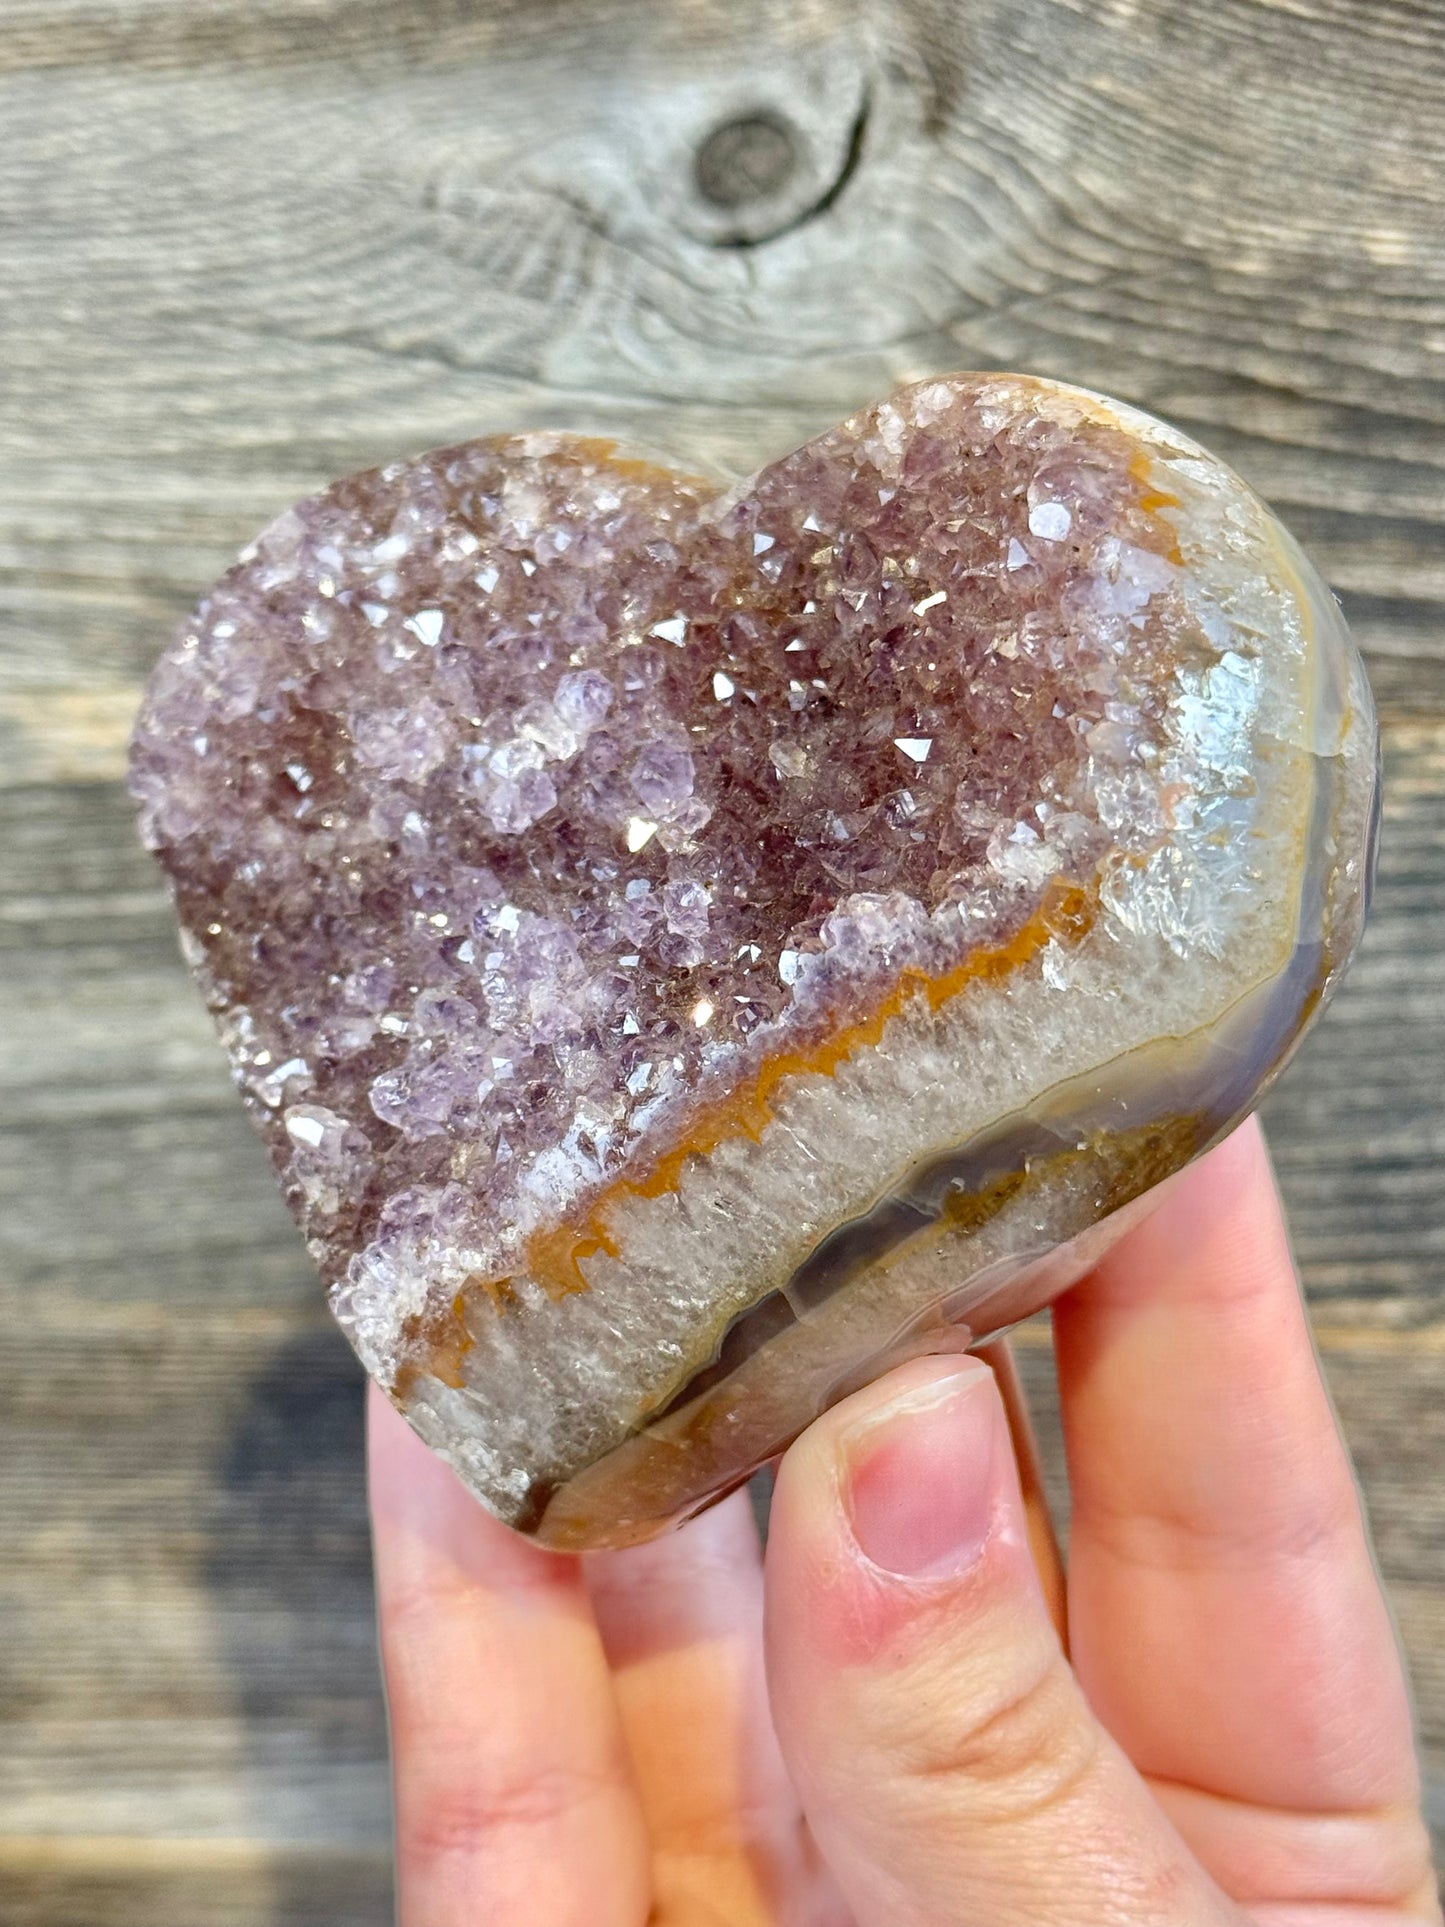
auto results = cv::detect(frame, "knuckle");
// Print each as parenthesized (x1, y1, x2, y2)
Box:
(401, 1754, 619, 1868)
(1077, 1474, 1360, 1576)
(891, 1644, 1104, 1826)
(376, 1569, 464, 1648)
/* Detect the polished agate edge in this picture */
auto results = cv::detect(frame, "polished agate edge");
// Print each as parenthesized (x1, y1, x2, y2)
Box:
(395, 388, 1377, 1548)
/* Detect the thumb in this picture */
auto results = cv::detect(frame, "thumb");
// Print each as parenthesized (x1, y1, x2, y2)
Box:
(763, 1354, 1241, 1927)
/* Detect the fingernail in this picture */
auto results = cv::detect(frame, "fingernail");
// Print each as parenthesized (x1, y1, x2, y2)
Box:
(839, 1361, 998, 1579)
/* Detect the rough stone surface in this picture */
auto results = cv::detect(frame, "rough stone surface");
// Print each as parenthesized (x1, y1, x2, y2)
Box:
(130, 374, 1377, 1544)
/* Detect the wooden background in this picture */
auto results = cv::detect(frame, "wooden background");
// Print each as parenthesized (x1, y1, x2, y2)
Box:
(2, 0, 1442, 1918)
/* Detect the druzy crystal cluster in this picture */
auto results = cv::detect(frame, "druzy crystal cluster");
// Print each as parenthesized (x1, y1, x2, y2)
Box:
(131, 376, 1376, 1546)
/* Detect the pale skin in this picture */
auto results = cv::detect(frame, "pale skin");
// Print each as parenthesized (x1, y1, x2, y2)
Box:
(367, 1118, 1441, 1926)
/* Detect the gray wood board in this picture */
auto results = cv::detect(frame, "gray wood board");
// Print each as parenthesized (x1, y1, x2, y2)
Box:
(2, 0, 1442, 1918)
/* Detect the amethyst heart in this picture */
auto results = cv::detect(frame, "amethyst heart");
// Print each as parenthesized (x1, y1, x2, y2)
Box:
(130, 375, 1376, 1547)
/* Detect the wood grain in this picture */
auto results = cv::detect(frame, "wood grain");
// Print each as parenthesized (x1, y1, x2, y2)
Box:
(1, 0, 1441, 1918)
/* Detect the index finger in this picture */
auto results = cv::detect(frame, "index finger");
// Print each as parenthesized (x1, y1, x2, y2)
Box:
(1054, 1117, 1419, 1817)
(368, 1387, 650, 1927)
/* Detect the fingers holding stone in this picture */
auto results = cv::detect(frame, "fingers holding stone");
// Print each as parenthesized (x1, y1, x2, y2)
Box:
(368, 1387, 651, 1927)
(135, 375, 1376, 1555)
(763, 1355, 1241, 1927)
(1053, 1120, 1434, 1913)
(585, 1488, 832, 1927)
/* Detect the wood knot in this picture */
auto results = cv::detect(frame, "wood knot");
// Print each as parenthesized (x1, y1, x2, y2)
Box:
(693, 112, 800, 210)
(681, 87, 871, 249)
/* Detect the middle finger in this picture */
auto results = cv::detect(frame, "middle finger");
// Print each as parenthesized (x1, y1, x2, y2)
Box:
(587, 1488, 833, 1926)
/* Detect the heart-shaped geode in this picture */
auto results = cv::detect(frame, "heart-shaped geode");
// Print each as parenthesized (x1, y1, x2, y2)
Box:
(131, 374, 1376, 1547)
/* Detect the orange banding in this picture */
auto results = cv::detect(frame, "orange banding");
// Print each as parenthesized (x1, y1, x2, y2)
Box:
(1129, 451, 1185, 561)
(431, 875, 1097, 1353)
(562, 438, 715, 497)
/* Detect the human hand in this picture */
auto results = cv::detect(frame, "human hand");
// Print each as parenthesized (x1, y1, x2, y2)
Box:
(367, 1118, 1440, 1925)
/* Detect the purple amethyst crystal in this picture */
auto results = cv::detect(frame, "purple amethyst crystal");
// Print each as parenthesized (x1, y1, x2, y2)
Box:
(130, 375, 1376, 1546)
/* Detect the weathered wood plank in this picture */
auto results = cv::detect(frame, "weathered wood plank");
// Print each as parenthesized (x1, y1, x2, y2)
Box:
(2, 0, 1442, 1918)
(0, 1840, 392, 1927)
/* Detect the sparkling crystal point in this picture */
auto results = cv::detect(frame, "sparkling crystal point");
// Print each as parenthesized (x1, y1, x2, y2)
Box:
(130, 375, 1377, 1548)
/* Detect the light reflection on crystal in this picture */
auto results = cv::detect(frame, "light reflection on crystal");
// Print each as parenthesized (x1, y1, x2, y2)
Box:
(138, 378, 1198, 1201)
(131, 373, 1376, 1549)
